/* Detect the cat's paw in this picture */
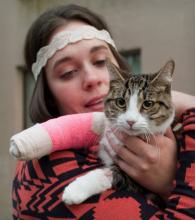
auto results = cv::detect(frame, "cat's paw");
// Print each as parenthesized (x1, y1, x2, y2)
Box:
(62, 183, 89, 205)
(62, 168, 112, 205)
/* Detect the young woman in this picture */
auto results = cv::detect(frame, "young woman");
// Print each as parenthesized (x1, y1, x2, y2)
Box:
(12, 4, 195, 219)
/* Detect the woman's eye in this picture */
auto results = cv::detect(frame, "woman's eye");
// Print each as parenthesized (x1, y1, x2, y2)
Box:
(94, 59, 106, 66)
(60, 70, 77, 80)
(142, 100, 155, 109)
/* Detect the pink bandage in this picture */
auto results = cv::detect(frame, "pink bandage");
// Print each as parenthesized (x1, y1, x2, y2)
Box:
(41, 113, 101, 152)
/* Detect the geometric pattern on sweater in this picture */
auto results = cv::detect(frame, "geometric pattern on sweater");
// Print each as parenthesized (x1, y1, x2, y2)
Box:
(12, 108, 195, 220)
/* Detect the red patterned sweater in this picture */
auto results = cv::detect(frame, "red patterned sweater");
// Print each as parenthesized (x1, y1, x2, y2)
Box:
(12, 108, 195, 219)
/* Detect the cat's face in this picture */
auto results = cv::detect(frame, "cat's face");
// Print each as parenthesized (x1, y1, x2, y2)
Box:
(104, 60, 175, 135)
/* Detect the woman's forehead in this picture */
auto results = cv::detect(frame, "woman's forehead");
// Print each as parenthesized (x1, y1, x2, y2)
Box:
(32, 21, 116, 80)
(48, 21, 111, 63)
(47, 39, 111, 68)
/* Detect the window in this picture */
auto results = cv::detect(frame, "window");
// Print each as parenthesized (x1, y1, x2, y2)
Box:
(120, 48, 141, 74)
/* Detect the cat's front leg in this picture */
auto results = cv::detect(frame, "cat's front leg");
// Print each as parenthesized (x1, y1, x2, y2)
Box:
(62, 168, 113, 205)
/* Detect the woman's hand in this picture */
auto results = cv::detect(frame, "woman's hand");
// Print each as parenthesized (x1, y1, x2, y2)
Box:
(172, 90, 195, 117)
(106, 128, 177, 198)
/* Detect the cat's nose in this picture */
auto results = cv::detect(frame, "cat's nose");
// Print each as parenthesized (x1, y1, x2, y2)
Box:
(127, 120, 135, 128)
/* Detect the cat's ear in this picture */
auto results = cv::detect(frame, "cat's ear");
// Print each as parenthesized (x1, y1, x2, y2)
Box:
(151, 60, 175, 84)
(106, 58, 129, 82)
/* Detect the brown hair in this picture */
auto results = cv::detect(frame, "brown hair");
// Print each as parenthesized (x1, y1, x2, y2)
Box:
(25, 4, 130, 123)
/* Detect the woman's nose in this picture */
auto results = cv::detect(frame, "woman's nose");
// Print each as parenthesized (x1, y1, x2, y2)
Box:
(82, 65, 102, 90)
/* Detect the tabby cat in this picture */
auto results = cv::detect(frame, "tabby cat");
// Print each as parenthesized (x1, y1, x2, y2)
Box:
(62, 59, 175, 207)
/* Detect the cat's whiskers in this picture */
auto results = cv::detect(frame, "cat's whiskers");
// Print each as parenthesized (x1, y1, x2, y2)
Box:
(85, 117, 120, 147)
(143, 133, 149, 144)
(142, 128, 152, 143)
(142, 127, 161, 164)
(107, 117, 117, 122)
(109, 124, 121, 134)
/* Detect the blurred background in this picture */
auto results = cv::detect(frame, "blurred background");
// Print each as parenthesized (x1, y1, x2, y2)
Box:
(1, 0, 195, 218)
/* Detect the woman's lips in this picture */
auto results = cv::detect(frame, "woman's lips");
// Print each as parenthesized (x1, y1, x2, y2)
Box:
(85, 95, 106, 111)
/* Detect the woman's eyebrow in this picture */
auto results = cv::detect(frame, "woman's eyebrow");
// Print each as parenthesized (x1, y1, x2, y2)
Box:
(90, 45, 109, 54)
(53, 45, 108, 70)
(53, 56, 72, 70)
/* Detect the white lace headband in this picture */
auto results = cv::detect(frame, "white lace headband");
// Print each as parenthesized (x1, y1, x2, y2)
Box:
(32, 25, 117, 80)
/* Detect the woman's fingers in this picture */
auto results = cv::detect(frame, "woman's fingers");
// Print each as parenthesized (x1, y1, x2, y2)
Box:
(115, 132, 159, 164)
(114, 157, 138, 179)
(104, 130, 123, 156)
(105, 130, 157, 170)
(105, 131, 143, 168)
(105, 129, 177, 195)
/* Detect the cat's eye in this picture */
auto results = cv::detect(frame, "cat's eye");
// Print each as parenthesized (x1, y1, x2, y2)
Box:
(116, 98, 126, 108)
(142, 100, 155, 109)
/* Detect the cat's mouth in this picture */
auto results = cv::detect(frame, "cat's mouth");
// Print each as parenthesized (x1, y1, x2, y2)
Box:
(118, 124, 147, 136)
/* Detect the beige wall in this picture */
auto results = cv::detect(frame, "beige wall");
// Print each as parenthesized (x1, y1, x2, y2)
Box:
(1, 0, 195, 218)
(0, 1, 23, 219)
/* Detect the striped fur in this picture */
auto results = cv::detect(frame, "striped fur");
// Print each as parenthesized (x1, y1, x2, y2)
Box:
(101, 60, 175, 208)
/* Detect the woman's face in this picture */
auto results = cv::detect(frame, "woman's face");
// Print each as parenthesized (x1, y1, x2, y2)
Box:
(45, 21, 118, 115)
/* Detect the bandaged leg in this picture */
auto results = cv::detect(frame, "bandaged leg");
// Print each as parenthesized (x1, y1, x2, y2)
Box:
(10, 112, 105, 160)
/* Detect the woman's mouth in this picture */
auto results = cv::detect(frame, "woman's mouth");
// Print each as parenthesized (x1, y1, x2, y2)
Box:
(85, 95, 106, 111)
